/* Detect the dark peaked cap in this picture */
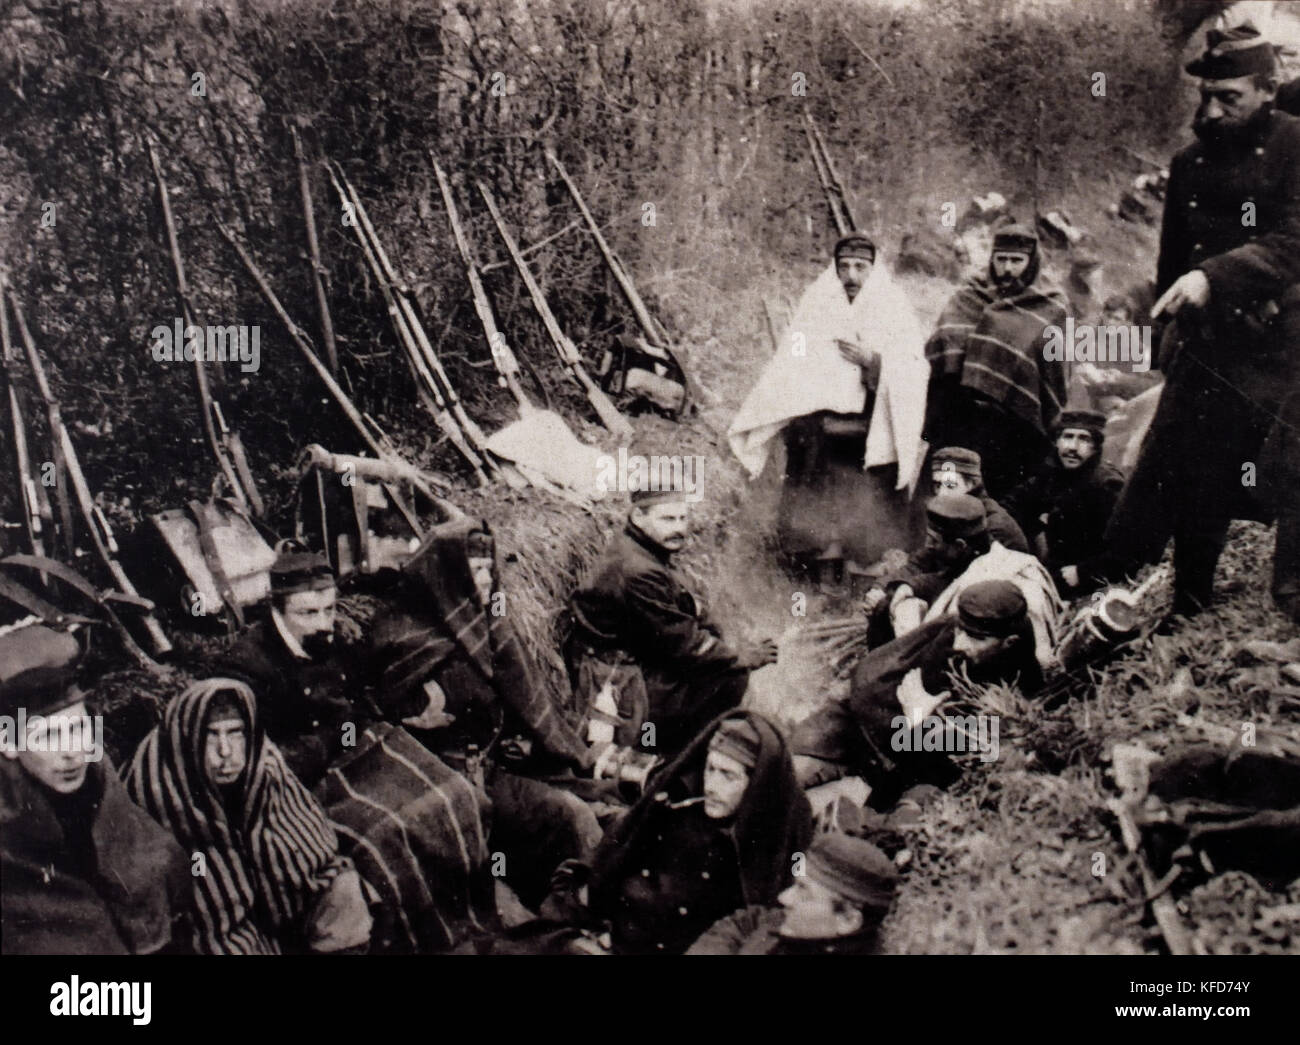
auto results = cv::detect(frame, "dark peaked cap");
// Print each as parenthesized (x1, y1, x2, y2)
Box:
(805, 831, 898, 915)
(956, 580, 1028, 639)
(1186, 23, 1277, 80)
(932, 446, 984, 480)
(925, 492, 987, 539)
(0, 625, 82, 717)
(834, 233, 876, 263)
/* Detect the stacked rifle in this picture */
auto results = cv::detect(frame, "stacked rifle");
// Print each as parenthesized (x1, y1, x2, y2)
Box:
(804, 111, 860, 237)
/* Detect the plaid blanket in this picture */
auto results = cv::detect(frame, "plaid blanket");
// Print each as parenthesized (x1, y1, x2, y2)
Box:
(317, 722, 498, 953)
(925, 274, 1069, 436)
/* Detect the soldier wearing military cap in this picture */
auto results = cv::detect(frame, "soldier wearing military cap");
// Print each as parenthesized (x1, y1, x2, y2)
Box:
(213, 545, 378, 787)
(0, 626, 190, 953)
(792, 580, 1042, 797)
(930, 445, 1029, 552)
(1003, 408, 1125, 595)
(1106, 23, 1300, 622)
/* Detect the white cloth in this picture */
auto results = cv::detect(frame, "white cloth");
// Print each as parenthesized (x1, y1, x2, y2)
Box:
(924, 541, 1066, 672)
(728, 262, 930, 490)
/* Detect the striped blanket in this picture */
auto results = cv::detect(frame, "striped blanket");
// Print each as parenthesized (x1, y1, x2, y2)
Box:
(925, 274, 1069, 436)
(317, 722, 498, 953)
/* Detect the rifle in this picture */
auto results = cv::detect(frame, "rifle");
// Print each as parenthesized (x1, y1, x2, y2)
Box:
(215, 220, 440, 535)
(327, 164, 495, 487)
(5, 285, 172, 660)
(803, 112, 859, 236)
(0, 292, 53, 566)
(546, 150, 672, 349)
(476, 180, 633, 441)
(291, 125, 339, 375)
(147, 141, 264, 517)
(429, 155, 535, 417)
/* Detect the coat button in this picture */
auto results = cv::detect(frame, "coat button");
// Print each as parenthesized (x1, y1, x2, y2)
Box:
(303, 686, 312, 696)
(678, 906, 689, 916)
(656, 943, 665, 950)
(1193, 243, 1203, 252)
(700, 871, 710, 880)
(641, 868, 651, 877)
(1188, 200, 1197, 208)
(312, 720, 320, 728)
(1256, 147, 1265, 156)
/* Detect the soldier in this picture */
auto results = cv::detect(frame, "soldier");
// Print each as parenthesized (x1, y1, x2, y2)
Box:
(1105, 24, 1300, 623)
(1002, 408, 1125, 596)
(565, 487, 779, 758)
(924, 224, 1070, 498)
(929, 446, 1029, 552)
(1, 626, 190, 954)
(686, 831, 898, 956)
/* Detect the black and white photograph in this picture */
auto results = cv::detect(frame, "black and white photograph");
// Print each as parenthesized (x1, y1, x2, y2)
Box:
(0, 0, 1295, 1014)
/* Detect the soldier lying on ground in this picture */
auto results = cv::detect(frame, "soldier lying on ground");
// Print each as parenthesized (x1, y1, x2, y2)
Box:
(0, 626, 191, 955)
(1002, 408, 1124, 597)
(792, 581, 1042, 807)
(125, 678, 372, 954)
(686, 831, 898, 955)
(565, 487, 778, 760)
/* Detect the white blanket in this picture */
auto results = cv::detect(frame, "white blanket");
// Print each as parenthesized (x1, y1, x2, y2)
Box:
(925, 541, 1065, 671)
(728, 262, 930, 491)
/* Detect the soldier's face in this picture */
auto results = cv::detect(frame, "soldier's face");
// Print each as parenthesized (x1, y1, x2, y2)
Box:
(777, 874, 861, 939)
(991, 250, 1030, 283)
(631, 501, 690, 553)
(952, 626, 1016, 666)
(835, 255, 874, 302)
(280, 585, 337, 658)
(1194, 76, 1275, 141)
(702, 748, 750, 819)
(204, 709, 248, 787)
(1056, 428, 1097, 470)
(3, 700, 92, 794)
(931, 468, 974, 497)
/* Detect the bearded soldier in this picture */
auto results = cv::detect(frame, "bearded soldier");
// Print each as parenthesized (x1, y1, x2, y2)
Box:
(1105, 25, 1300, 623)
(924, 225, 1070, 498)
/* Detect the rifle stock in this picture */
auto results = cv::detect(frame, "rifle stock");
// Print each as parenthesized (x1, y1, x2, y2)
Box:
(476, 180, 633, 441)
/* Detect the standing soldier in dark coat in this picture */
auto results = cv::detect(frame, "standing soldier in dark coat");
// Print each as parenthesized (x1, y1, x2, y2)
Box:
(1105, 24, 1300, 623)
(1002, 409, 1125, 597)
(565, 487, 778, 758)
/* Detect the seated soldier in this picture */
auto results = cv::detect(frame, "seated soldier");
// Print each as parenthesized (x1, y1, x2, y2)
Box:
(565, 487, 778, 760)
(213, 547, 375, 788)
(368, 514, 601, 911)
(792, 581, 1043, 805)
(686, 831, 898, 955)
(928, 446, 1028, 552)
(1002, 408, 1125, 596)
(578, 711, 812, 955)
(125, 678, 373, 954)
(1, 626, 190, 955)
(860, 494, 994, 648)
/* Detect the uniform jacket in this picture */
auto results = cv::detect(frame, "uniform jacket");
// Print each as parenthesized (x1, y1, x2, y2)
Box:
(567, 523, 748, 729)
(1003, 454, 1125, 588)
(588, 710, 812, 955)
(0, 755, 189, 954)
(1109, 106, 1300, 550)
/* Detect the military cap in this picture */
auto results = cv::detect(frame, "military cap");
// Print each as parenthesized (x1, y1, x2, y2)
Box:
(708, 716, 762, 770)
(833, 232, 876, 264)
(991, 223, 1038, 254)
(1186, 23, 1277, 80)
(630, 486, 690, 508)
(1055, 408, 1106, 442)
(0, 625, 83, 718)
(956, 580, 1028, 639)
(925, 493, 987, 539)
(270, 544, 335, 596)
(805, 831, 898, 915)
(931, 446, 984, 481)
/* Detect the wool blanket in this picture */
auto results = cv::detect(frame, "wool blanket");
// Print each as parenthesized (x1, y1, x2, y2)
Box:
(125, 679, 358, 955)
(728, 262, 930, 491)
(925, 274, 1070, 436)
(317, 721, 498, 953)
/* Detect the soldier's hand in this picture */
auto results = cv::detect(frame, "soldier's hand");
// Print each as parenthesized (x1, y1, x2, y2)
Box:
(1060, 565, 1080, 589)
(836, 339, 878, 371)
(861, 587, 887, 613)
(738, 638, 779, 669)
(1151, 270, 1210, 318)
